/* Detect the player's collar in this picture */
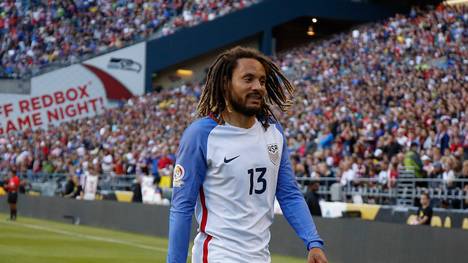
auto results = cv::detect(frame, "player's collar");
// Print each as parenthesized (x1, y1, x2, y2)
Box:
(208, 112, 224, 125)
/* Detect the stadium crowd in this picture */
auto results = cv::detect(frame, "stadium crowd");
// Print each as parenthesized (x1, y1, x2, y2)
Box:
(0, 0, 260, 78)
(274, 5, 467, 207)
(0, 5, 467, 208)
(275, 5, 467, 188)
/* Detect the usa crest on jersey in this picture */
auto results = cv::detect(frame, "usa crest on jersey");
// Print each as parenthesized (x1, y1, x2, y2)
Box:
(267, 143, 279, 165)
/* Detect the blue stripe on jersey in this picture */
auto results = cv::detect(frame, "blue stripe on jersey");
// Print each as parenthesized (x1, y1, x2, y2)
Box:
(167, 117, 218, 263)
(274, 123, 324, 250)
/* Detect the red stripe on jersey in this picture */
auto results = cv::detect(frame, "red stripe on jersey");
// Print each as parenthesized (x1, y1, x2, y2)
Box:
(200, 187, 212, 263)
(200, 187, 208, 233)
(203, 235, 213, 263)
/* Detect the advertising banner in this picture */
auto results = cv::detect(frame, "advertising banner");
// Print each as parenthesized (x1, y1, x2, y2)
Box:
(0, 42, 146, 134)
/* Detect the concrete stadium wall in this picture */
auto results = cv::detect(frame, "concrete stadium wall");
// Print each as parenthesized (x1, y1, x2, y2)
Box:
(376, 206, 468, 229)
(1, 195, 466, 263)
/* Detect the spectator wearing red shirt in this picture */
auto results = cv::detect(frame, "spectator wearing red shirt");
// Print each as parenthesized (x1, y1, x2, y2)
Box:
(157, 150, 173, 170)
(5, 169, 20, 221)
(157, 149, 174, 178)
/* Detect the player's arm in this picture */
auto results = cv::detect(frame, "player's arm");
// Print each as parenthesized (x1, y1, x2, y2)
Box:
(275, 126, 324, 251)
(275, 140, 327, 263)
(167, 126, 207, 263)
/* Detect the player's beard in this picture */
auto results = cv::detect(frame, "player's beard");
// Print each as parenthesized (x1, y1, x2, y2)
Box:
(229, 92, 263, 117)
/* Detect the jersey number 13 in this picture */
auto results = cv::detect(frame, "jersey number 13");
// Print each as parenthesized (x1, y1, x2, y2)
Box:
(248, 167, 267, 195)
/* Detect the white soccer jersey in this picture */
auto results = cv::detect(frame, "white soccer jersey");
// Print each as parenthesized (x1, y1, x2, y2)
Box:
(83, 173, 98, 200)
(167, 117, 323, 263)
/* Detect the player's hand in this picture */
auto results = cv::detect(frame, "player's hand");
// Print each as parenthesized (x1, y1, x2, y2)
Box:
(307, 247, 328, 263)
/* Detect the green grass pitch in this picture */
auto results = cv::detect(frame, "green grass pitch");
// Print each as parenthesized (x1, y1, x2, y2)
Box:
(0, 213, 304, 263)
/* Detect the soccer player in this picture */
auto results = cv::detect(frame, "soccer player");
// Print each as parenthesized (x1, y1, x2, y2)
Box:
(167, 47, 327, 263)
(5, 169, 20, 221)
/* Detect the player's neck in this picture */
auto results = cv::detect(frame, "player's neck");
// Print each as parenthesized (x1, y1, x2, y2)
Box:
(222, 110, 256, 129)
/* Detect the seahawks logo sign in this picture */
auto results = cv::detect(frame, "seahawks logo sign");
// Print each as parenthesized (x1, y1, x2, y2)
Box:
(267, 144, 279, 165)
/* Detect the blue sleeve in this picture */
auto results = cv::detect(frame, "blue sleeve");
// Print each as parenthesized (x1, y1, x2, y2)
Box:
(275, 124, 324, 251)
(167, 119, 215, 263)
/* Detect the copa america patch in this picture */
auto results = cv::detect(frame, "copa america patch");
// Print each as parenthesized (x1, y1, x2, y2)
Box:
(267, 143, 280, 165)
(173, 164, 185, 187)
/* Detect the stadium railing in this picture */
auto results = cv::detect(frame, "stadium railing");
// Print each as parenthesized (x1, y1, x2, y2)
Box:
(1, 170, 467, 209)
(296, 176, 468, 209)
(0, 172, 135, 196)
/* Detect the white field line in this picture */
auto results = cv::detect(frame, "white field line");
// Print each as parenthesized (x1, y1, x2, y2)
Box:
(1, 220, 169, 254)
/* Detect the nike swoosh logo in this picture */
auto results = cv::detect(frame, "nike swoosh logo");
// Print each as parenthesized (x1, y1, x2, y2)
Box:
(224, 155, 240, 163)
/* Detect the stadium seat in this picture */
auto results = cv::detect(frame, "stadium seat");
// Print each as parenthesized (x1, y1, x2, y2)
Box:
(406, 215, 417, 225)
(462, 218, 468, 230)
(114, 191, 133, 203)
(443, 217, 451, 228)
(430, 216, 442, 227)
(159, 176, 172, 188)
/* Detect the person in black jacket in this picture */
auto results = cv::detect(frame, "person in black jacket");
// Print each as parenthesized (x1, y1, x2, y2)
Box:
(410, 192, 433, 225)
(132, 178, 142, 203)
(305, 180, 322, 217)
(62, 174, 79, 198)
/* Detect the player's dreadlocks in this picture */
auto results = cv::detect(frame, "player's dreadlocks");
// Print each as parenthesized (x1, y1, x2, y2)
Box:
(196, 46, 295, 128)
